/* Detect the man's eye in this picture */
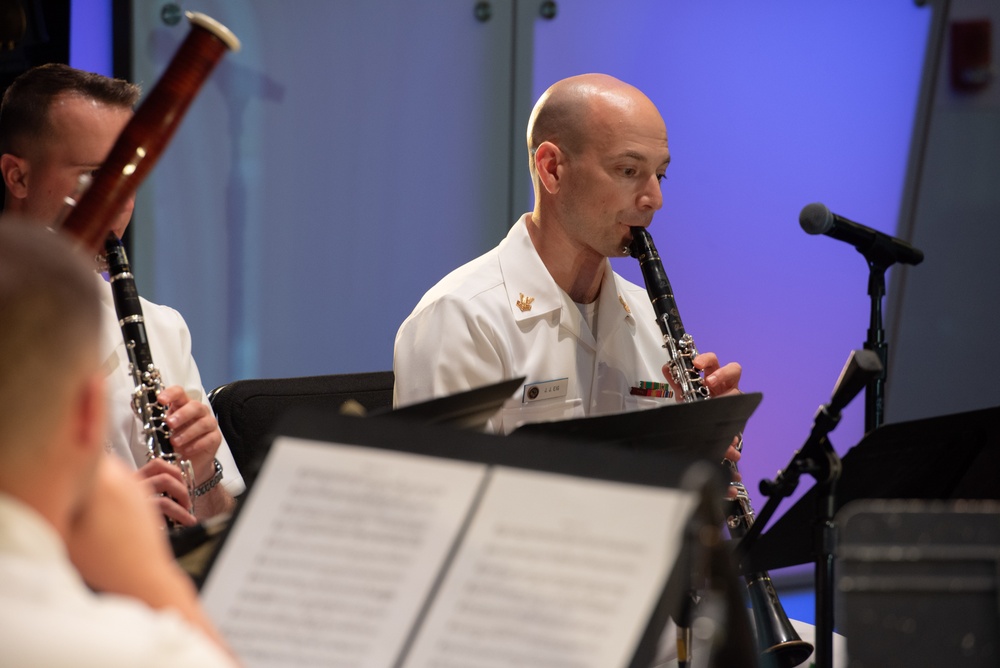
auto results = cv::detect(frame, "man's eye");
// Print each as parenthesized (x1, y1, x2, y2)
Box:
(656, 173, 667, 183)
(622, 167, 637, 177)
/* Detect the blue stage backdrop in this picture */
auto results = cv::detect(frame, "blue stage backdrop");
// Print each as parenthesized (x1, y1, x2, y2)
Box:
(76, 2, 930, 601)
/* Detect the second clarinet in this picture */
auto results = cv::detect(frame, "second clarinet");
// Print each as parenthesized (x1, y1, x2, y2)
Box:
(628, 226, 812, 668)
(104, 234, 196, 522)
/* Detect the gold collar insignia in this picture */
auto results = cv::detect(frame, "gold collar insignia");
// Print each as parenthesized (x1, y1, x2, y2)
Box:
(516, 293, 535, 312)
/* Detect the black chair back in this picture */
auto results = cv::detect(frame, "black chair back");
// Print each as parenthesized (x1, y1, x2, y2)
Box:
(208, 371, 394, 487)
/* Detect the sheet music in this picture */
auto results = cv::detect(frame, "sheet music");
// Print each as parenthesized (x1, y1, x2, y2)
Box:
(200, 437, 487, 667)
(401, 467, 697, 668)
(200, 437, 698, 668)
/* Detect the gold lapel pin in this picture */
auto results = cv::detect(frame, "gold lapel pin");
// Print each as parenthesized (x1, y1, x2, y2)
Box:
(516, 293, 535, 312)
(619, 295, 631, 314)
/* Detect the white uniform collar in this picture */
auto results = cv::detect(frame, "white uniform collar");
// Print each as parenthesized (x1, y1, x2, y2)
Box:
(497, 214, 637, 351)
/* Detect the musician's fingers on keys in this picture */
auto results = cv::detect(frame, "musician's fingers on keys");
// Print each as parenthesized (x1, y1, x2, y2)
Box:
(158, 385, 222, 478)
(155, 495, 198, 528)
(660, 353, 742, 399)
(695, 353, 742, 395)
(134, 459, 197, 527)
(135, 457, 187, 490)
(724, 448, 743, 499)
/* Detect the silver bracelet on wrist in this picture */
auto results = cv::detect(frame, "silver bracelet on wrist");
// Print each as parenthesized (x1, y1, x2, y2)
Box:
(192, 458, 223, 497)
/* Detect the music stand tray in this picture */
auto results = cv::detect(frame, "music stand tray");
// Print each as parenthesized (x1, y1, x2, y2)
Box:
(746, 404, 1000, 573)
(374, 376, 525, 430)
(515, 392, 762, 458)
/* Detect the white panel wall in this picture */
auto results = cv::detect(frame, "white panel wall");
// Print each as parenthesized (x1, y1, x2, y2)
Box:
(132, 0, 521, 385)
(888, 0, 1000, 422)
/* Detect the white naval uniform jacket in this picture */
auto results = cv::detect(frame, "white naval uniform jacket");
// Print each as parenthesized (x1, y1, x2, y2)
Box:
(393, 214, 678, 434)
(0, 494, 239, 668)
(97, 275, 245, 495)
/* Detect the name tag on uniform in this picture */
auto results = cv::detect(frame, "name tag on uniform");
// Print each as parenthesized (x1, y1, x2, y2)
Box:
(522, 378, 568, 404)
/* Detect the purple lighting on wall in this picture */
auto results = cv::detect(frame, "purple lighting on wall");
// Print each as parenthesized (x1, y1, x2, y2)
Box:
(70, 0, 112, 76)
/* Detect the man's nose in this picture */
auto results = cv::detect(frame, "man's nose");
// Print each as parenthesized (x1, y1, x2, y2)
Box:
(639, 174, 663, 211)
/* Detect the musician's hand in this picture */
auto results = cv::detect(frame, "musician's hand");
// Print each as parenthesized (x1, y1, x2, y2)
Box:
(725, 439, 742, 499)
(725, 440, 742, 466)
(661, 352, 742, 400)
(135, 458, 197, 527)
(661, 352, 744, 499)
(68, 457, 187, 592)
(697, 352, 742, 396)
(68, 457, 235, 658)
(157, 385, 222, 485)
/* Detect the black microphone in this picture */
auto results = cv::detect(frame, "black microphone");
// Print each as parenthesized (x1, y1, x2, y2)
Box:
(799, 202, 924, 266)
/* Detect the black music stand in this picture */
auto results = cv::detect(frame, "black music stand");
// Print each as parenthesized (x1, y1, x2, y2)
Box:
(172, 378, 524, 564)
(373, 376, 525, 430)
(515, 392, 762, 456)
(516, 392, 764, 666)
(741, 404, 1000, 668)
(196, 394, 762, 668)
(744, 404, 1000, 574)
(251, 377, 526, 480)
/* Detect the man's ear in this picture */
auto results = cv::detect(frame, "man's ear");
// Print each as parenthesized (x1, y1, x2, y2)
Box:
(533, 141, 564, 195)
(72, 373, 107, 456)
(0, 153, 29, 200)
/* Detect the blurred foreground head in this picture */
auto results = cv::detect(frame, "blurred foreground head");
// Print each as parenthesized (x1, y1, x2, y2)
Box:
(0, 223, 102, 473)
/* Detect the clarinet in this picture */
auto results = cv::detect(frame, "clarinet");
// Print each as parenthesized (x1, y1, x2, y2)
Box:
(104, 233, 195, 522)
(629, 226, 813, 668)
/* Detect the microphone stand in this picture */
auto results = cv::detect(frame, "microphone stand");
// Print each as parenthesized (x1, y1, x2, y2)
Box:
(857, 228, 924, 432)
(862, 242, 893, 433)
(735, 350, 883, 668)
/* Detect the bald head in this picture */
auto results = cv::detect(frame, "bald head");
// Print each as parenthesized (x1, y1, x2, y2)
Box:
(527, 74, 664, 174)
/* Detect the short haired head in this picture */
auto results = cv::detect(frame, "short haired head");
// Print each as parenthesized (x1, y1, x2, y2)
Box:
(0, 224, 101, 451)
(0, 63, 140, 157)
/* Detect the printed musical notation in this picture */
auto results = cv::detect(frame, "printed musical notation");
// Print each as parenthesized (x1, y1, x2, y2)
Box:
(200, 437, 697, 668)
